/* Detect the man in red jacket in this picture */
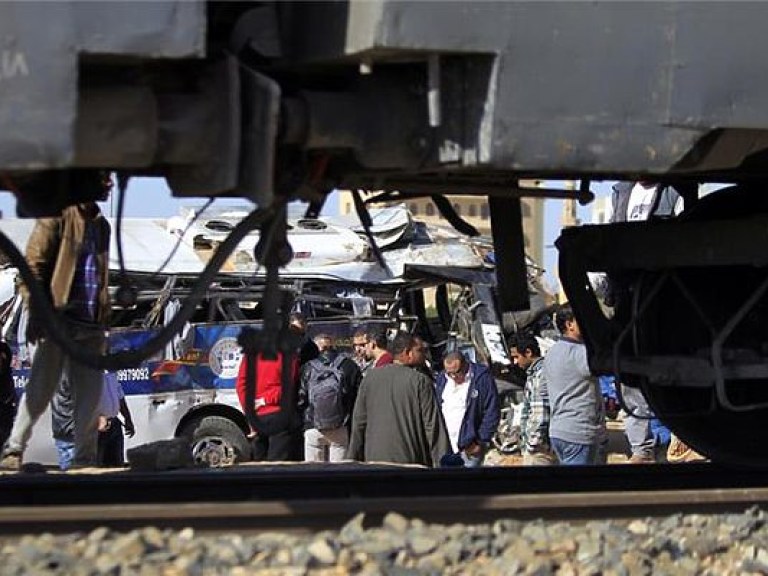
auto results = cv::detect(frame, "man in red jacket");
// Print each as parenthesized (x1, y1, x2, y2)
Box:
(235, 351, 301, 461)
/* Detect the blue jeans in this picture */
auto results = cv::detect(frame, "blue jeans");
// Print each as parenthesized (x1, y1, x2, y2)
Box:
(55, 439, 75, 471)
(552, 437, 603, 465)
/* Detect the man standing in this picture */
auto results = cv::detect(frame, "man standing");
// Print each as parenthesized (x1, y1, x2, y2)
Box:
(298, 334, 361, 462)
(363, 327, 393, 369)
(289, 312, 319, 367)
(611, 181, 676, 463)
(97, 372, 135, 467)
(435, 351, 500, 467)
(543, 305, 607, 465)
(235, 329, 302, 462)
(510, 334, 557, 465)
(312, 333, 332, 355)
(347, 331, 451, 467)
(351, 329, 373, 374)
(2, 183, 112, 470)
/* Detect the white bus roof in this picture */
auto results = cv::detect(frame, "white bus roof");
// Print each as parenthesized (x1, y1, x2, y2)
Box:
(0, 218, 205, 275)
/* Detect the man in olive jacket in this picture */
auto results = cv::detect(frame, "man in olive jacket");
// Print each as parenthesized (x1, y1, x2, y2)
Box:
(2, 194, 111, 470)
(347, 331, 451, 467)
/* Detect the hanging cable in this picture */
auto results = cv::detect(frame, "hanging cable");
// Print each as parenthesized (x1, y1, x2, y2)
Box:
(114, 173, 130, 278)
(351, 189, 393, 277)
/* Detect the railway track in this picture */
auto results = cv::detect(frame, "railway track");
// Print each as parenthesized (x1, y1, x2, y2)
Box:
(1, 462, 768, 535)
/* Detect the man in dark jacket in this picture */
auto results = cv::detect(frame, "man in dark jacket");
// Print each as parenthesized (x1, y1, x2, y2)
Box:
(289, 312, 319, 368)
(297, 334, 361, 462)
(435, 351, 500, 467)
(347, 331, 451, 467)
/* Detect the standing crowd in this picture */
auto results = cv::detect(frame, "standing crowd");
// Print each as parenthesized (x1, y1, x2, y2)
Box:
(235, 321, 503, 468)
(238, 299, 672, 469)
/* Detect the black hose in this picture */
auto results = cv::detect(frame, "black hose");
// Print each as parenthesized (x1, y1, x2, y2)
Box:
(351, 190, 393, 277)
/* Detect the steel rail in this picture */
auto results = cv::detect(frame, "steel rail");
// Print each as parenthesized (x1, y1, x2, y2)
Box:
(1, 488, 768, 535)
(1, 463, 768, 534)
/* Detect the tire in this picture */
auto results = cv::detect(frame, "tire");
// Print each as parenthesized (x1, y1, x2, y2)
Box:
(182, 415, 251, 468)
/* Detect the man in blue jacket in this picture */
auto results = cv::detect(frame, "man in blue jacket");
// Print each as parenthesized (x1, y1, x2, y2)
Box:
(436, 351, 500, 467)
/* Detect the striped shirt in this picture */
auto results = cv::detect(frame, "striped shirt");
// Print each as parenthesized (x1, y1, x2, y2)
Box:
(520, 357, 551, 455)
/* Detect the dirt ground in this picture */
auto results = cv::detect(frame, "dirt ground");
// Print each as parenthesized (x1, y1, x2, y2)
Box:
(0, 418, 660, 474)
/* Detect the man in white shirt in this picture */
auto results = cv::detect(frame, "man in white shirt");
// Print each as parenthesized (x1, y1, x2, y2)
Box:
(435, 351, 500, 467)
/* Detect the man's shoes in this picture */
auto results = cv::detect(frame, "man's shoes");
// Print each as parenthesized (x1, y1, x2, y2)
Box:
(666, 435, 707, 463)
(0, 450, 22, 471)
(628, 454, 655, 464)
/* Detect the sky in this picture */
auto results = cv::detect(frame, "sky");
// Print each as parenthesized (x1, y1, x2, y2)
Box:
(0, 176, 614, 292)
(541, 180, 614, 292)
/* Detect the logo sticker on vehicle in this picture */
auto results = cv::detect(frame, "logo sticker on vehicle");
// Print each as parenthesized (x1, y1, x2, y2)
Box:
(209, 337, 242, 379)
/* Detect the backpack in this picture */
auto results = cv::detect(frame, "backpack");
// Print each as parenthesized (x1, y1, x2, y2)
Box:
(307, 355, 347, 431)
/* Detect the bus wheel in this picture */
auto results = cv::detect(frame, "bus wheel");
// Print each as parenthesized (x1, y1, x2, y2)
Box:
(182, 415, 251, 468)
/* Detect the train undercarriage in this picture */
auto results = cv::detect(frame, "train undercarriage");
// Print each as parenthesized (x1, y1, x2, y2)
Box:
(4, 2, 768, 465)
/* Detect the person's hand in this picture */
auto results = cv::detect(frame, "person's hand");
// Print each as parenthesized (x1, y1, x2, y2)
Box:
(26, 313, 44, 345)
(464, 442, 483, 456)
(97, 415, 109, 432)
(123, 419, 135, 438)
(255, 398, 266, 409)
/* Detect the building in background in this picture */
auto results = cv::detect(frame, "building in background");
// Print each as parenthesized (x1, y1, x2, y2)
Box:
(338, 183, 545, 265)
(590, 195, 612, 224)
(555, 181, 585, 302)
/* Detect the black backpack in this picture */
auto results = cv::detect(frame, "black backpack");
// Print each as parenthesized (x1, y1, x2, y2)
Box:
(307, 355, 347, 430)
